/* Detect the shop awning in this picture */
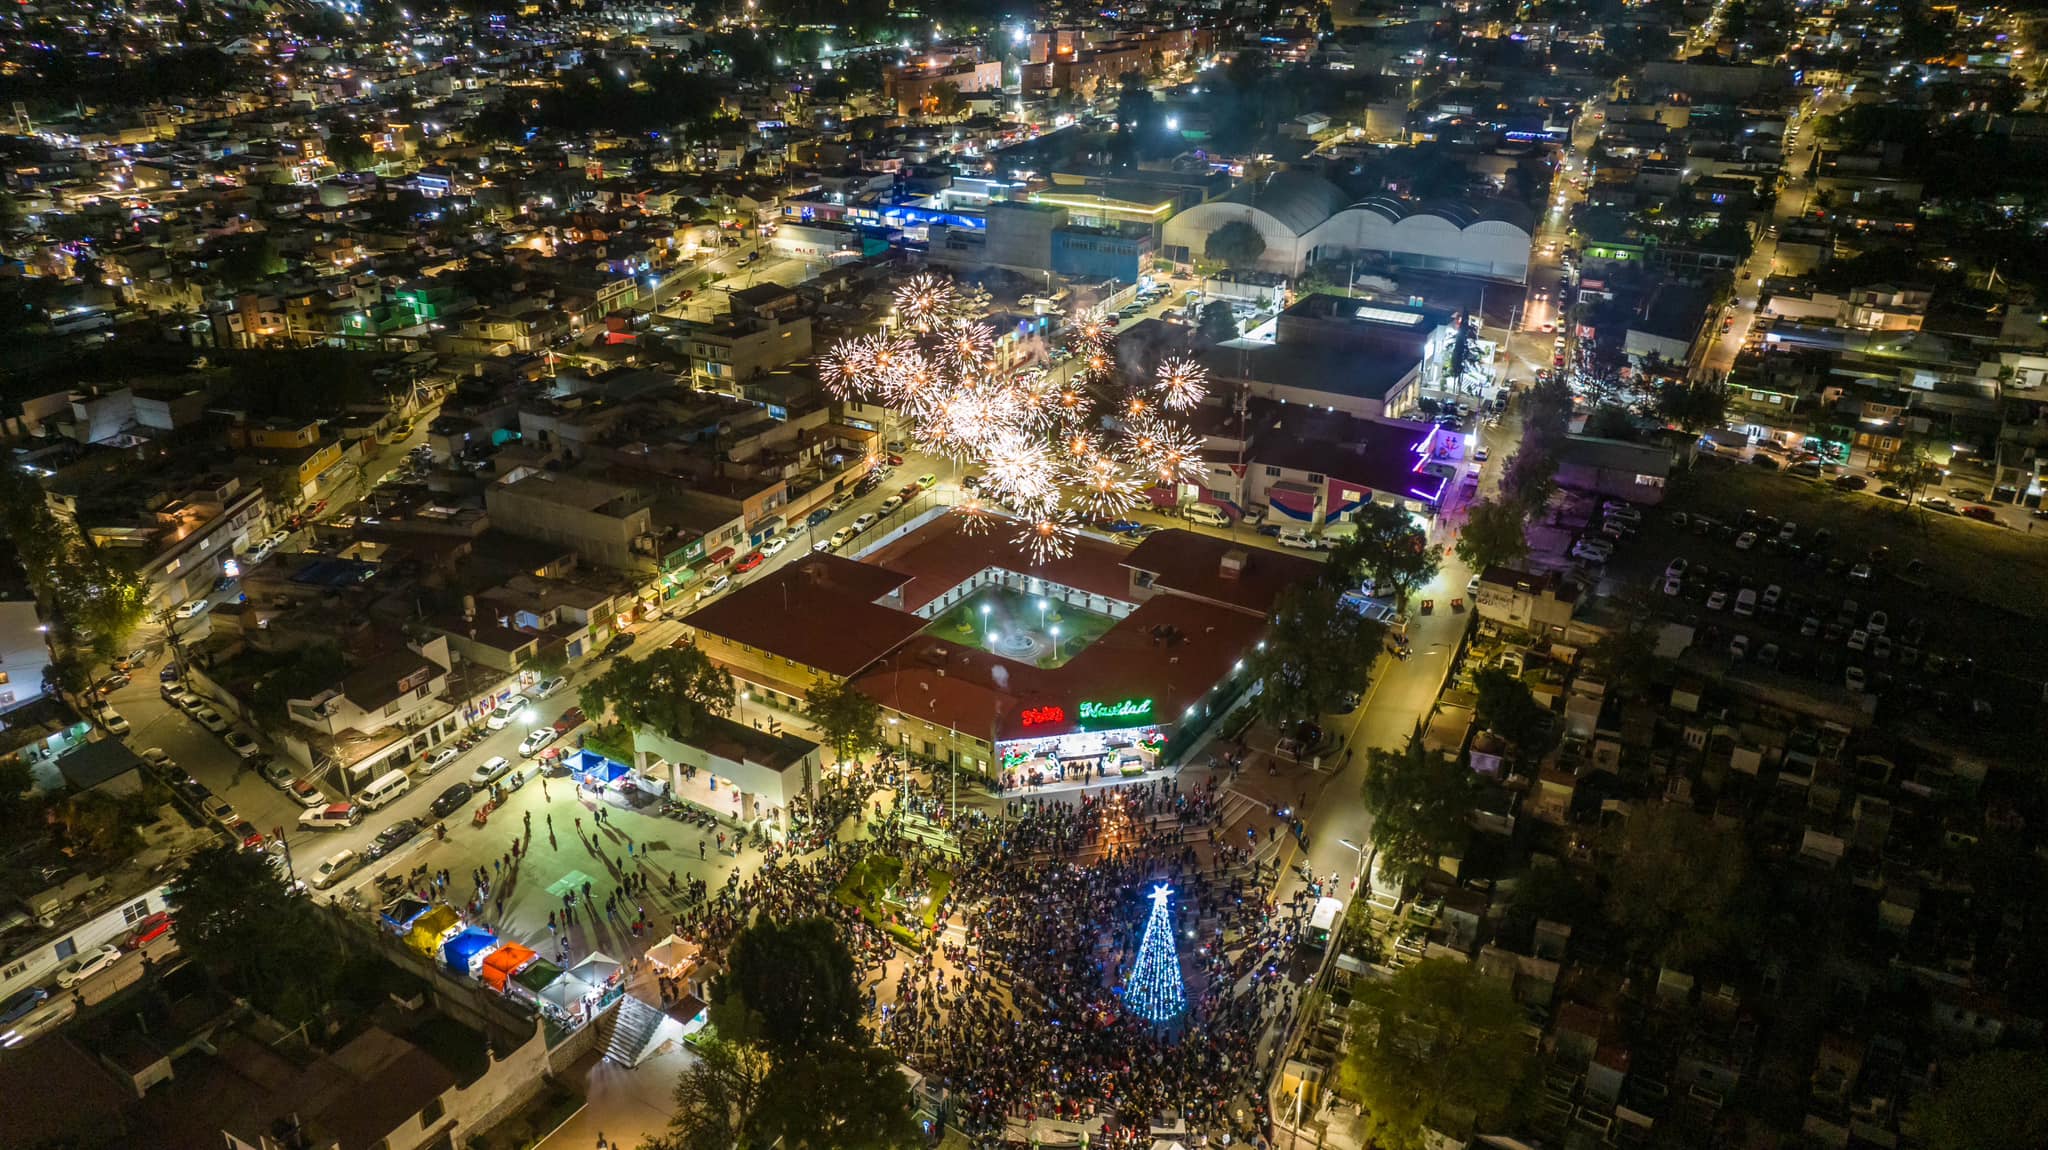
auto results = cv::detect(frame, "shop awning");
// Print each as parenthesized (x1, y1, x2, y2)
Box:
(480, 942, 540, 991)
(643, 934, 697, 970)
(442, 926, 501, 977)
(404, 906, 462, 956)
(707, 546, 736, 565)
(538, 969, 601, 1010)
(512, 958, 565, 998)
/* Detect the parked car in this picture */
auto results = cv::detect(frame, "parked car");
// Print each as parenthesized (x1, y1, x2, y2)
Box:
(486, 694, 529, 730)
(172, 598, 210, 620)
(0, 987, 49, 1027)
(430, 783, 475, 818)
(761, 535, 790, 557)
(309, 850, 363, 891)
(829, 527, 856, 550)
(852, 512, 878, 533)
(519, 727, 560, 757)
(1963, 505, 1999, 523)
(553, 707, 587, 734)
(127, 912, 174, 949)
(299, 803, 362, 830)
(424, 747, 460, 774)
(288, 778, 328, 808)
(603, 631, 638, 657)
(696, 574, 732, 601)
(470, 756, 511, 786)
(878, 496, 904, 516)
(1734, 531, 1758, 550)
(52, 944, 122, 990)
(368, 818, 425, 861)
(223, 730, 261, 759)
(193, 707, 229, 733)
(734, 551, 765, 573)
(533, 676, 568, 700)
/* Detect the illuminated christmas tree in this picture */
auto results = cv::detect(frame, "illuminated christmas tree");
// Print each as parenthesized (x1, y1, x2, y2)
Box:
(1126, 884, 1187, 1024)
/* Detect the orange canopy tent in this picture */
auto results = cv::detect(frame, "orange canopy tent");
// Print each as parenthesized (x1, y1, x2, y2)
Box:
(480, 942, 540, 992)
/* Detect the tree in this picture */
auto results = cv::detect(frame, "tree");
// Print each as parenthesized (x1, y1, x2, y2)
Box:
(1910, 1050, 2048, 1150)
(170, 844, 343, 1023)
(1203, 219, 1267, 269)
(1196, 300, 1240, 344)
(1454, 499, 1529, 574)
(713, 917, 864, 1054)
(1341, 958, 1533, 1150)
(1324, 503, 1441, 608)
(1472, 668, 1552, 764)
(801, 679, 883, 763)
(1497, 448, 1558, 515)
(1360, 727, 1473, 887)
(1251, 583, 1385, 726)
(927, 80, 963, 117)
(1877, 441, 1941, 507)
(1604, 804, 1748, 967)
(658, 1037, 773, 1150)
(578, 646, 734, 742)
(1582, 404, 1638, 441)
(1652, 377, 1729, 434)
(753, 1043, 920, 1149)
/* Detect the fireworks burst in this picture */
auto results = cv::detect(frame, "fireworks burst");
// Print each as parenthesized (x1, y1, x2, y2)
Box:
(824, 276, 1204, 564)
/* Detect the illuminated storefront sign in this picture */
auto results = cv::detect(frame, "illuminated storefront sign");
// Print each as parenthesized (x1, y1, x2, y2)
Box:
(1078, 698, 1153, 723)
(1020, 705, 1066, 727)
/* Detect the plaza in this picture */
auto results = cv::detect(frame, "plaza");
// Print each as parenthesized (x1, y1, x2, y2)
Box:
(920, 586, 1116, 669)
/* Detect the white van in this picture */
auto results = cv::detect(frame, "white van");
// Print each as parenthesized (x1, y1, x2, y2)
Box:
(359, 769, 411, 810)
(1305, 896, 1344, 951)
(1276, 526, 1319, 550)
(1184, 504, 1231, 528)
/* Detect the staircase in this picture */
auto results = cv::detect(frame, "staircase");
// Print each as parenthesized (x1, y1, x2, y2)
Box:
(603, 994, 667, 1067)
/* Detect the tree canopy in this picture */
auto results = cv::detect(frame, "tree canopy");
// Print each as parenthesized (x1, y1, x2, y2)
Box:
(1911, 1050, 2048, 1150)
(578, 645, 734, 742)
(170, 844, 344, 1024)
(1454, 498, 1530, 574)
(659, 916, 918, 1150)
(1341, 957, 1533, 1150)
(1472, 668, 1553, 764)
(1196, 300, 1241, 344)
(1204, 219, 1268, 269)
(1603, 804, 1748, 967)
(802, 679, 884, 763)
(1251, 582, 1385, 726)
(1360, 726, 1473, 887)
(0, 462, 149, 666)
(1324, 502, 1441, 607)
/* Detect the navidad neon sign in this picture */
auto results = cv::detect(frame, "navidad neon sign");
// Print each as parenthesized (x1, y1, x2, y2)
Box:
(1078, 698, 1154, 722)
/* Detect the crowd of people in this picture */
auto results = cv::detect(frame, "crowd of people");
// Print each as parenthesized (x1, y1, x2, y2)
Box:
(657, 772, 1309, 1148)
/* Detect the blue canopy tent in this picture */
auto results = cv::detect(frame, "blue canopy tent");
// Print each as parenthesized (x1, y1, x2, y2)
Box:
(569, 748, 630, 786)
(442, 926, 501, 978)
(380, 896, 431, 934)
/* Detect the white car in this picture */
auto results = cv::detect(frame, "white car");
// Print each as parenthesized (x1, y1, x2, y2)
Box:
(1845, 666, 1867, 693)
(53, 944, 122, 989)
(761, 535, 789, 557)
(485, 694, 528, 730)
(223, 731, 261, 759)
(423, 747, 461, 774)
(696, 574, 732, 601)
(193, 706, 230, 733)
(139, 747, 172, 771)
(1734, 531, 1757, 550)
(246, 543, 275, 566)
(532, 676, 568, 700)
(172, 598, 210, 620)
(470, 755, 511, 786)
(852, 512, 878, 533)
(519, 727, 560, 757)
(1729, 634, 1750, 660)
(878, 496, 903, 516)
(288, 778, 328, 808)
(93, 704, 129, 735)
(200, 794, 238, 826)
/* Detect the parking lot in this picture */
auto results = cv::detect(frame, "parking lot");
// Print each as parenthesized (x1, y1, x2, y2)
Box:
(1594, 464, 2048, 756)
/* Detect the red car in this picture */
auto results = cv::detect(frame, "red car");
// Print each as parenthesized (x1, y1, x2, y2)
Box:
(128, 912, 175, 950)
(887, 453, 905, 467)
(553, 706, 587, 735)
(1963, 505, 1999, 523)
(735, 550, 765, 573)
(230, 820, 267, 851)
(899, 483, 922, 500)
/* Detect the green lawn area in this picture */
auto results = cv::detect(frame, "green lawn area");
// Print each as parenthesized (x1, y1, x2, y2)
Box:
(921, 588, 1115, 668)
(834, 855, 952, 947)
(1670, 462, 2048, 623)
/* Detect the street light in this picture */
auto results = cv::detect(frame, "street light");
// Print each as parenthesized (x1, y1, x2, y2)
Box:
(1037, 598, 1049, 630)
(1050, 624, 1060, 661)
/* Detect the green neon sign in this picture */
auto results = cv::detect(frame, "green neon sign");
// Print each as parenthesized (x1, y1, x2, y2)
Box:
(1078, 698, 1154, 723)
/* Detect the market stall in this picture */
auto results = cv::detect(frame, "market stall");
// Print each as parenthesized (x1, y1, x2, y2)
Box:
(507, 958, 565, 1011)
(441, 926, 501, 978)
(480, 942, 540, 993)
(404, 905, 462, 957)
(380, 896, 431, 934)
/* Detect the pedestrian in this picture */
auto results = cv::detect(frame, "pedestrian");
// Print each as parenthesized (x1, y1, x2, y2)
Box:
(547, 812, 553, 833)
(524, 810, 532, 834)
(700, 840, 707, 859)
(575, 817, 582, 834)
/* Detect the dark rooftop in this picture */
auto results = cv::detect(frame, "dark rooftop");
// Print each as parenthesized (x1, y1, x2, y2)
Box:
(682, 553, 925, 677)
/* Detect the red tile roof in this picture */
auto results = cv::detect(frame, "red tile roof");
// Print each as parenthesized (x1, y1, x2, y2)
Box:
(854, 592, 1267, 742)
(1121, 529, 1323, 616)
(863, 515, 1137, 612)
(681, 554, 927, 678)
